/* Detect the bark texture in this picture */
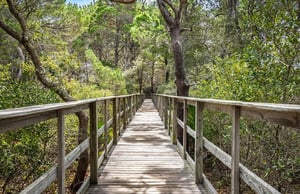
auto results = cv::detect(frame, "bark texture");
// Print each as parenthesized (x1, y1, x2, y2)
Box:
(157, 0, 190, 97)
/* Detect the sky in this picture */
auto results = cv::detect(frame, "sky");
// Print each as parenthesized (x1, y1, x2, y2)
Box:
(66, 0, 94, 6)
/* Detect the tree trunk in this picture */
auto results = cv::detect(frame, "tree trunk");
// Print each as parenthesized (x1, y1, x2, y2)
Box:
(114, 18, 120, 66)
(164, 57, 169, 83)
(170, 27, 189, 96)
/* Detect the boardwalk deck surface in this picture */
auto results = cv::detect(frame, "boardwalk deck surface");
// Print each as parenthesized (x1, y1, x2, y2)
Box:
(86, 99, 204, 194)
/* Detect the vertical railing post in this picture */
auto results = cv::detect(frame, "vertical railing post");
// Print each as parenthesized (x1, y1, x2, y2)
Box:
(159, 96, 163, 120)
(158, 96, 161, 118)
(231, 106, 240, 194)
(133, 95, 136, 115)
(123, 97, 127, 129)
(172, 98, 177, 145)
(195, 101, 204, 184)
(113, 98, 118, 145)
(104, 100, 108, 158)
(90, 101, 98, 184)
(57, 110, 65, 194)
(129, 96, 133, 120)
(183, 99, 187, 159)
(168, 98, 172, 136)
(164, 97, 168, 129)
(118, 98, 121, 135)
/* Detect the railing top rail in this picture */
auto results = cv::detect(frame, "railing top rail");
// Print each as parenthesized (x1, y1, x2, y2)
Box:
(156, 94, 300, 113)
(0, 94, 140, 120)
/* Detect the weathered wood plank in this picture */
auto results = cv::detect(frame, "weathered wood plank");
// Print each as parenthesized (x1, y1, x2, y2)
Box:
(89, 102, 98, 184)
(113, 98, 118, 144)
(0, 111, 57, 133)
(57, 109, 65, 194)
(195, 101, 204, 184)
(183, 99, 187, 159)
(231, 106, 240, 194)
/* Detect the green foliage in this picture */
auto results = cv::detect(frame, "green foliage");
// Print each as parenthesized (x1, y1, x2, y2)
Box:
(0, 64, 60, 193)
(85, 49, 127, 95)
(157, 81, 176, 95)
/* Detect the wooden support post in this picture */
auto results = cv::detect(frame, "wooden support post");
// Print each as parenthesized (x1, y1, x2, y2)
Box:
(129, 96, 133, 120)
(164, 97, 168, 129)
(113, 98, 118, 145)
(183, 99, 187, 159)
(90, 101, 98, 184)
(123, 97, 126, 129)
(157, 96, 160, 118)
(133, 95, 136, 115)
(118, 98, 121, 136)
(104, 100, 108, 158)
(195, 102, 204, 184)
(231, 106, 240, 194)
(161, 97, 164, 120)
(172, 98, 177, 145)
(168, 98, 172, 136)
(57, 110, 65, 194)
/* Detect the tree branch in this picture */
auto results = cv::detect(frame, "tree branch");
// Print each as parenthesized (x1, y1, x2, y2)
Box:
(162, 0, 177, 16)
(157, 0, 175, 27)
(0, 19, 22, 41)
(7, 0, 29, 39)
(177, 0, 187, 21)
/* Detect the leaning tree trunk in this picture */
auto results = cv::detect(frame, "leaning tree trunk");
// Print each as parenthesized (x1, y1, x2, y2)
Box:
(0, 1, 89, 193)
(170, 27, 189, 97)
(157, 0, 190, 143)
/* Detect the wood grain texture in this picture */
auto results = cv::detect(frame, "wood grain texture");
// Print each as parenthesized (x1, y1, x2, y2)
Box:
(90, 102, 98, 184)
(86, 99, 204, 194)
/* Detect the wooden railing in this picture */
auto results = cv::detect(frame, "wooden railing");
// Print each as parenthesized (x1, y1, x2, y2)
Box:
(152, 94, 300, 194)
(0, 94, 144, 194)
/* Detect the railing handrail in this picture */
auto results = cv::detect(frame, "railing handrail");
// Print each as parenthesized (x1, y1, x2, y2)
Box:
(0, 94, 142, 133)
(158, 94, 300, 112)
(152, 94, 295, 194)
(156, 94, 300, 129)
(0, 93, 145, 194)
(0, 94, 138, 120)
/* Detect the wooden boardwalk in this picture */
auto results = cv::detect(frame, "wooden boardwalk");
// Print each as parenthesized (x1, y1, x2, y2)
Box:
(86, 99, 204, 194)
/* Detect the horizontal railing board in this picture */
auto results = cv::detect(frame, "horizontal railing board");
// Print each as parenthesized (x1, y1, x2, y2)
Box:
(240, 164, 280, 194)
(202, 174, 218, 194)
(0, 111, 57, 133)
(19, 166, 57, 194)
(176, 118, 196, 139)
(0, 94, 140, 133)
(157, 94, 300, 128)
(0, 94, 139, 120)
(76, 176, 90, 194)
(0, 99, 95, 119)
(157, 94, 300, 113)
(203, 137, 231, 169)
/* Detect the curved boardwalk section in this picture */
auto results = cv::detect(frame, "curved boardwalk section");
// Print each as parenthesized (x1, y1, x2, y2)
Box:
(86, 99, 203, 194)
